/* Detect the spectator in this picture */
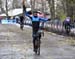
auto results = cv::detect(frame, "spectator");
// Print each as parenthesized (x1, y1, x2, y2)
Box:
(0, 16, 2, 23)
(15, 16, 19, 23)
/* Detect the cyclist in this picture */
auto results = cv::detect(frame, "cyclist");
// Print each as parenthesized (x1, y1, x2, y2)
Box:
(63, 17, 71, 34)
(26, 11, 48, 53)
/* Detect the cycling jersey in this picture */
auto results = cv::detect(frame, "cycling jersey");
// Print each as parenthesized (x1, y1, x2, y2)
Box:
(32, 16, 40, 22)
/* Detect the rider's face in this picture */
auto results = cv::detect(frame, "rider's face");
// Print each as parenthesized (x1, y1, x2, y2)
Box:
(33, 13, 37, 16)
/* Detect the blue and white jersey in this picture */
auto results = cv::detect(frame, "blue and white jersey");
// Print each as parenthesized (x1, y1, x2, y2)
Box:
(32, 16, 40, 22)
(25, 12, 48, 22)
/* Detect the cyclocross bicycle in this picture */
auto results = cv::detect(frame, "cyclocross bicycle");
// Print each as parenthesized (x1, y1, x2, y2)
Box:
(33, 29, 44, 55)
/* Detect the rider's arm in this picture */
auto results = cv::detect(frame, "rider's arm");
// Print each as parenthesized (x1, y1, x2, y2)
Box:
(25, 12, 32, 20)
(39, 18, 48, 22)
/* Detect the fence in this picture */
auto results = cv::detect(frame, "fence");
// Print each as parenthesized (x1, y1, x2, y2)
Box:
(44, 20, 75, 36)
(1, 19, 16, 24)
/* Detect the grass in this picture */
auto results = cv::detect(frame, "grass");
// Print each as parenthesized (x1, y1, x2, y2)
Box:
(62, 37, 75, 46)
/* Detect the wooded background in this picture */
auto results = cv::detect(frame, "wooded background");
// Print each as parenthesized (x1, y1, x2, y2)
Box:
(0, 0, 75, 21)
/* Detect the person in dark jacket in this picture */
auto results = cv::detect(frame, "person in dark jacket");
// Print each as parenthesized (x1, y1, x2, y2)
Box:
(20, 15, 24, 30)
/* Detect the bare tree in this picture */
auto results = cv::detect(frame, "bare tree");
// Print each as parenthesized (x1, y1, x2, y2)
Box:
(41, 0, 44, 12)
(0, 0, 2, 13)
(13, 0, 21, 9)
(0, 0, 2, 8)
(47, 0, 55, 19)
(30, 0, 35, 12)
(65, 0, 74, 21)
(6, 0, 8, 18)
(22, 0, 26, 16)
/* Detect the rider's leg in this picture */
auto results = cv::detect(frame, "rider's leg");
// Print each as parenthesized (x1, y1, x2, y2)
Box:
(39, 33, 41, 44)
(33, 37, 35, 51)
(32, 31, 37, 52)
(20, 22, 24, 30)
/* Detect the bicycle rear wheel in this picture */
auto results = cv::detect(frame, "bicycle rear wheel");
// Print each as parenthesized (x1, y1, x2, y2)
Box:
(33, 33, 41, 55)
(36, 37, 40, 55)
(37, 40, 40, 55)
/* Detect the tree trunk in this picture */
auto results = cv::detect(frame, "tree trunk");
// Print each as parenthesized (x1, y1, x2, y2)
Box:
(41, 0, 44, 12)
(48, 0, 55, 19)
(30, 0, 35, 12)
(66, 0, 73, 21)
(22, 0, 26, 16)
(6, 0, 8, 18)
(51, 0, 55, 19)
